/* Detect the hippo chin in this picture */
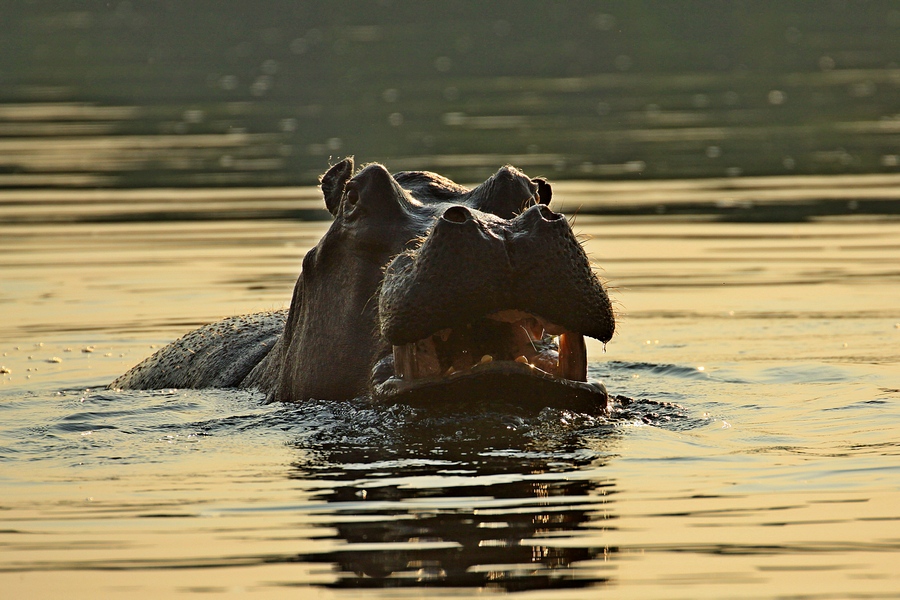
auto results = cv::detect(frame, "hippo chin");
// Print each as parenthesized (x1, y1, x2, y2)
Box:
(111, 158, 615, 414)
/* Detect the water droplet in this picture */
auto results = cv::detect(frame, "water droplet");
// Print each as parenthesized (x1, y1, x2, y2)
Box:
(593, 13, 616, 31)
(768, 90, 786, 105)
(382, 88, 399, 103)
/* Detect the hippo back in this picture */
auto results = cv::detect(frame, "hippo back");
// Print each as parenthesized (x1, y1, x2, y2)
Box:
(110, 310, 287, 390)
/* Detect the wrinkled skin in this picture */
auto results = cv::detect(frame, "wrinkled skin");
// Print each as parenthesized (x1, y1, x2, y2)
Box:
(111, 158, 615, 414)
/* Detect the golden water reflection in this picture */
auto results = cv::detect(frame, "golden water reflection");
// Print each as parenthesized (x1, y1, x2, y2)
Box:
(0, 179, 898, 597)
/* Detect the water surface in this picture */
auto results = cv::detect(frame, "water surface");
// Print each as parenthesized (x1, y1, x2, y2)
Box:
(4, 2, 900, 185)
(2, 179, 900, 598)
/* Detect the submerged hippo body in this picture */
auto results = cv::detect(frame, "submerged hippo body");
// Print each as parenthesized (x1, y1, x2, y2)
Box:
(111, 158, 615, 413)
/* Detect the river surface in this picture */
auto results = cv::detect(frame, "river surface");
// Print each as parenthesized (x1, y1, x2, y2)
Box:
(1, 177, 899, 598)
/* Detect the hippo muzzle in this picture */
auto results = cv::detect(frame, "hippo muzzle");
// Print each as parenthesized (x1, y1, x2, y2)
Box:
(373, 203, 615, 414)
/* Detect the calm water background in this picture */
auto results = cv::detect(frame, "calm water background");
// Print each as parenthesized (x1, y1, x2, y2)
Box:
(2, 1, 900, 186)
(2, 2, 900, 598)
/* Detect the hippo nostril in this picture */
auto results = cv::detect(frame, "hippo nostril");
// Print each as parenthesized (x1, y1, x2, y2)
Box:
(441, 205, 471, 224)
(536, 204, 563, 222)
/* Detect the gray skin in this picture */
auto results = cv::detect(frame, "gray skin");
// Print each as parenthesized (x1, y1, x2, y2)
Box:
(111, 158, 615, 413)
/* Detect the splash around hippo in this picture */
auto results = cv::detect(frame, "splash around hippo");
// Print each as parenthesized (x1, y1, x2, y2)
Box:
(111, 158, 616, 414)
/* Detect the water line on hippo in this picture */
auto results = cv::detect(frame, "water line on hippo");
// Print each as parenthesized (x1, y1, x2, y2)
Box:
(111, 158, 615, 415)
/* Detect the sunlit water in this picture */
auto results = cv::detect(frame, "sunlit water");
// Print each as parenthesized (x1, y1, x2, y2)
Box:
(1, 179, 899, 598)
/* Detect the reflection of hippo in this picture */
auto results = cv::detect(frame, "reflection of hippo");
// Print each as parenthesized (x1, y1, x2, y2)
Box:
(111, 158, 615, 413)
(299, 457, 613, 590)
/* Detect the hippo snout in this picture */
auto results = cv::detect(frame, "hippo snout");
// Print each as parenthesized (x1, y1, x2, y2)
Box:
(375, 198, 613, 413)
(379, 203, 614, 347)
(379, 207, 511, 347)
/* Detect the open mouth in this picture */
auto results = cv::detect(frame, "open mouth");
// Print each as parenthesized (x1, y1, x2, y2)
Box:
(374, 295, 613, 414)
(376, 309, 608, 415)
(392, 309, 588, 382)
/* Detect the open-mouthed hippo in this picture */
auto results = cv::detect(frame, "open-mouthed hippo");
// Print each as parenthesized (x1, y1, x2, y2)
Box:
(111, 158, 616, 414)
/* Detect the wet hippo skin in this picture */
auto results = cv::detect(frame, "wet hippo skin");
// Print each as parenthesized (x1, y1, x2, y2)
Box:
(111, 158, 615, 414)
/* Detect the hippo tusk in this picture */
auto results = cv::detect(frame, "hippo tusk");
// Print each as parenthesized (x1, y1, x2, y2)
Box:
(558, 333, 587, 382)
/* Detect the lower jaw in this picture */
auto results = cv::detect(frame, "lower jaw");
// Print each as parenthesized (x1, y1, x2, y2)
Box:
(371, 361, 608, 416)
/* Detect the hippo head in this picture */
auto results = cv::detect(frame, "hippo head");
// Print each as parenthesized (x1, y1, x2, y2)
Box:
(273, 157, 615, 414)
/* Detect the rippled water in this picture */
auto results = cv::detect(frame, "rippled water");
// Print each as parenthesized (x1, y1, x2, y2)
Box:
(1, 179, 899, 598)
(4, 3, 900, 187)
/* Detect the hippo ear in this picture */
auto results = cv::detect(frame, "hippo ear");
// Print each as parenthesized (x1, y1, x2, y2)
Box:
(320, 157, 354, 216)
(532, 177, 552, 205)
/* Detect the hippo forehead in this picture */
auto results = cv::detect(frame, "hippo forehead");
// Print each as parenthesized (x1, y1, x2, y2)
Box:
(387, 164, 546, 220)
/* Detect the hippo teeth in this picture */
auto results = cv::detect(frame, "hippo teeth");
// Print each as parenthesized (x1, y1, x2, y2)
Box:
(391, 311, 588, 382)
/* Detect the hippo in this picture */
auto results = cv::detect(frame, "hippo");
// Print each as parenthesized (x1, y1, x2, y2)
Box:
(111, 158, 616, 414)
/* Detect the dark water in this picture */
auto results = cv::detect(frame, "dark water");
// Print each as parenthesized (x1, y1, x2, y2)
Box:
(2, 1, 900, 186)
